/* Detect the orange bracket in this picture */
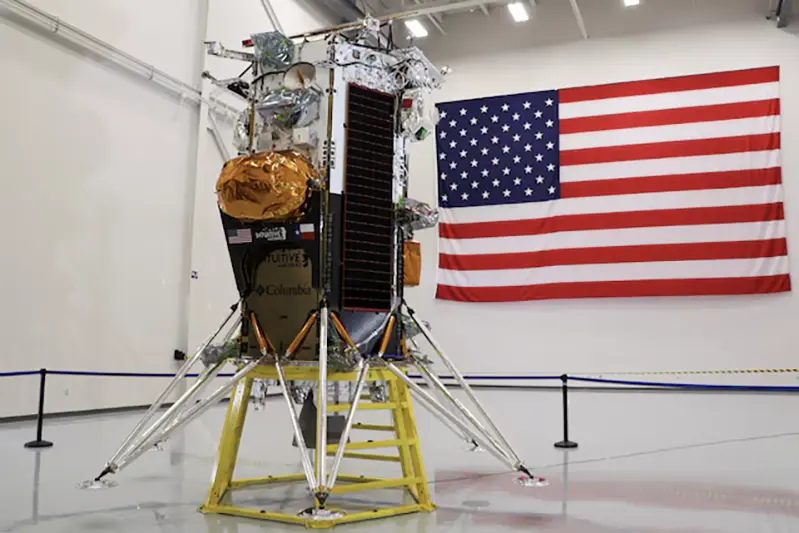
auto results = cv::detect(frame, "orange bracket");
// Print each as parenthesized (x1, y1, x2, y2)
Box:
(330, 313, 358, 351)
(249, 312, 275, 355)
(286, 311, 319, 358)
(377, 315, 397, 357)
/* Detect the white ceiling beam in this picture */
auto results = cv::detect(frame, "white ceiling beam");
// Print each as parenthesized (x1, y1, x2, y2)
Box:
(568, 0, 588, 39)
(291, 0, 512, 38)
(412, 0, 446, 34)
(478, 3, 489, 15)
(258, 0, 284, 33)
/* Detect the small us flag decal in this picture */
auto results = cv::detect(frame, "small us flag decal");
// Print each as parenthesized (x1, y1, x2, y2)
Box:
(227, 228, 252, 244)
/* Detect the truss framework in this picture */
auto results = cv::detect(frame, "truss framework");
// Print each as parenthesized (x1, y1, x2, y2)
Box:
(86, 300, 546, 525)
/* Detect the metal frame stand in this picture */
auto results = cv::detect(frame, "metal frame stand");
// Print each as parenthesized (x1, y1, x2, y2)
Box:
(199, 365, 434, 529)
(85, 304, 546, 523)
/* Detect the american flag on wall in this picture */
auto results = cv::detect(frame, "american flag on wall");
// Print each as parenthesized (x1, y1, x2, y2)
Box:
(434, 66, 790, 302)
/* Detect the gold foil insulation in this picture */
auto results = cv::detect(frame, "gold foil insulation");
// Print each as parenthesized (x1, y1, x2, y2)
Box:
(404, 240, 421, 286)
(216, 150, 317, 221)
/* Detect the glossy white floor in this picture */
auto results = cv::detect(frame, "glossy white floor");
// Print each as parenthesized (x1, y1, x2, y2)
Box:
(1, 387, 798, 533)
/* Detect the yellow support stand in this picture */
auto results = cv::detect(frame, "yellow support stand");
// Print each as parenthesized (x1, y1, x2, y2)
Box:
(199, 365, 435, 528)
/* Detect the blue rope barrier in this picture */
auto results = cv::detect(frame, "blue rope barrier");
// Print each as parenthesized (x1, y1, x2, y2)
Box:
(407, 373, 561, 381)
(0, 370, 40, 377)
(45, 370, 237, 378)
(567, 375, 799, 392)
(3, 369, 798, 392)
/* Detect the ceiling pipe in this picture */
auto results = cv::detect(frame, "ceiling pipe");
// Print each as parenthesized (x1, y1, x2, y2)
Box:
(0, 0, 239, 117)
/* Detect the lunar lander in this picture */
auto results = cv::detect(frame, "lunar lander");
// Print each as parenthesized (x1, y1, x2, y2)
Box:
(84, 15, 546, 528)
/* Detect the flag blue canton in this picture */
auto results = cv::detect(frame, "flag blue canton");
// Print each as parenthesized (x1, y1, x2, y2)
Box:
(435, 90, 560, 209)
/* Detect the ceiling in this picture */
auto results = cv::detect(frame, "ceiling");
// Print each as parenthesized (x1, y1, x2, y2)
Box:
(308, 0, 789, 46)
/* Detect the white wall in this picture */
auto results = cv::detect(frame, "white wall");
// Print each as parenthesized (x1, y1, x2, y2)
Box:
(404, 7, 799, 385)
(0, 0, 329, 418)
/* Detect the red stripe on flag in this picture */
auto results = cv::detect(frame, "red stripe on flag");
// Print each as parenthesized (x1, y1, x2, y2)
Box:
(439, 203, 784, 240)
(561, 168, 783, 198)
(436, 275, 791, 302)
(560, 99, 781, 134)
(560, 133, 780, 166)
(559, 66, 779, 103)
(439, 238, 788, 271)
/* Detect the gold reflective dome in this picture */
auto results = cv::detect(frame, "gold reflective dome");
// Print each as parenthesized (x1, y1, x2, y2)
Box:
(216, 150, 317, 221)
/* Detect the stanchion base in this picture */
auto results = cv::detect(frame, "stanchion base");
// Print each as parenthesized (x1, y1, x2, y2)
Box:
(24, 440, 53, 449)
(554, 440, 578, 449)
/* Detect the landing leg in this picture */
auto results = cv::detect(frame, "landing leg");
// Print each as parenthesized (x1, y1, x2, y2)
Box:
(203, 377, 254, 509)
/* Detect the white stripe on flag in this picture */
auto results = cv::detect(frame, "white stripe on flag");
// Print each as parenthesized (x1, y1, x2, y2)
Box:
(439, 220, 786, 256)
(559, 116, 779, 151)
(559, 150, 781, 183)
(559, 82, 779, 119)
(437, 256, 790, 288)
(439, 185, 783, 225)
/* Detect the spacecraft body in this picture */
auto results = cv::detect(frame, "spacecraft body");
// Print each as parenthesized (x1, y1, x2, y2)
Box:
(216, 32, 442, 367)
(85, 21, 544, 526)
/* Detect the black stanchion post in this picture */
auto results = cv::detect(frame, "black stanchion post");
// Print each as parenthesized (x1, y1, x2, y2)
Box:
(554, 374, 578, 449)
(25, 368, 53, 449)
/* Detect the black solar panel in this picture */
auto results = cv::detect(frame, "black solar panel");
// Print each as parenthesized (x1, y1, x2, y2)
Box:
(341, 85, 396, 311)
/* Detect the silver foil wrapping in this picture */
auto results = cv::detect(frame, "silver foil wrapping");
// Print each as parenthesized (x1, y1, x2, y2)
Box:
(400, 311, 430, 340)
(399, 198, 439, 233)
(233, 108, 264, 152)
(342, 63, 399, 94)
(400, 88, 435, 141)
(251, 31, 294, 70)
(392, 47, 446, 91)
(256, 88, 321, 128)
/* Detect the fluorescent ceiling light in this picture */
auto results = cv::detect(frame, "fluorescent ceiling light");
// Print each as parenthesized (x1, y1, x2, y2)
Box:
(404, 19, 428, 38)
(623, 0, 641, 6)
(507, 2, 529, 22)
